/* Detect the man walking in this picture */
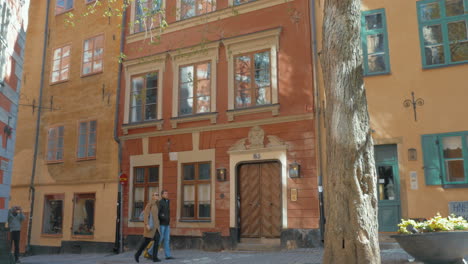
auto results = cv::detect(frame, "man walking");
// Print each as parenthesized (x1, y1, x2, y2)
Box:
(8, 206, 25, 263)
(158, 190, 174, 260)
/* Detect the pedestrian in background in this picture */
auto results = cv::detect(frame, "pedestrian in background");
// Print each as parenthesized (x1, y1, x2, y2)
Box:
(8, 206, 25, 263)
(134, 192, 161, 263)
(159, 190, 174, 260)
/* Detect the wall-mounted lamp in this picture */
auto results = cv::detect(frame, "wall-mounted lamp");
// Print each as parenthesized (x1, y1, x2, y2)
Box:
(408, 148, 417, 161)
(289, 161, 301, 178)
(216, 167, 227, 182)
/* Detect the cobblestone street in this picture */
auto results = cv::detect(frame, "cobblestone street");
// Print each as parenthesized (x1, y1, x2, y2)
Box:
(18, 248, 429, 264)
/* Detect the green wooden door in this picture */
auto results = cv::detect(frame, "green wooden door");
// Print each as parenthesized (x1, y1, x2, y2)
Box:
(375, 145, 401, 232)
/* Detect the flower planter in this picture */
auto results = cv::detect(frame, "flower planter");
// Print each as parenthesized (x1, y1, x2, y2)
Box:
(392, 231, 468, 264)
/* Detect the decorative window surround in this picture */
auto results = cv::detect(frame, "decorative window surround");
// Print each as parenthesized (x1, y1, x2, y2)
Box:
(170, 112, 218, 129)
(223, 27, 281, 112)
(176, 132, 215, 228)
(170, 41, 219, 119)
(128, 152, 163, 228)
(226, 104, 279, 122)
(126, 0, 292, 44)
(129, 0, 166, 35)
(123, 53, 166, 125)
(122, 120, 164, 135)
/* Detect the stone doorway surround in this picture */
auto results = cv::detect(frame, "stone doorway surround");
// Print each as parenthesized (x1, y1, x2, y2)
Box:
(228, 126, 288, 229)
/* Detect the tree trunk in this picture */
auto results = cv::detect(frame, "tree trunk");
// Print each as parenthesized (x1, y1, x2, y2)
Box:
(321, 0, 380, 263)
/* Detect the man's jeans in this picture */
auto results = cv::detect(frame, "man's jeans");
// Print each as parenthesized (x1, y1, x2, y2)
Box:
(159, 225, 172, 258)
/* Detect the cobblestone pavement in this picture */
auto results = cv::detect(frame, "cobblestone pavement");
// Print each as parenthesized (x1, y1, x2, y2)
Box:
(18, 248, 433, 264)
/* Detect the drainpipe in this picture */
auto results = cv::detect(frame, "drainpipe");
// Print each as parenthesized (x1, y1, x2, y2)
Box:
(113, 3, 127, 254)
(27, 0, 51, 254)
(309, 0, 325, 242)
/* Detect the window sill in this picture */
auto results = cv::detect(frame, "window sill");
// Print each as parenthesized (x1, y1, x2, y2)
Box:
(122, 120, 164, 135)
(442, 184, 468, 189)
(81, 71, 103, 78)
(170, 113, 217, 129)
(129, 219, 143, 223)
(46, 161, 64, 165)
(55, 8, 74, 16)
(227, 104, 279, 121)
(364, 71, 391, 77)
(179, 219, 211, 223)
(71, 234, 94, 239)
(422, 60, 468, 70)
(50, 79, 70, 86)
(76, 157, 96, 162)
(41, 233, 63, 238)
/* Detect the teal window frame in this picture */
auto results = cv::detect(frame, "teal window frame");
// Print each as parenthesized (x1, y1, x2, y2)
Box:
(417, 0, 468, 68)
(421, 131, 468, 186)
(361, 9, 391, 76)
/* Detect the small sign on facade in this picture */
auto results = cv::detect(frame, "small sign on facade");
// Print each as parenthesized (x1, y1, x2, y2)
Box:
(410, 171, 418, 190)
(169, 152, 178, 161)
(253, 153, 261, 160)
(449, 201, 468, 220)
(0, 160, 8, 171)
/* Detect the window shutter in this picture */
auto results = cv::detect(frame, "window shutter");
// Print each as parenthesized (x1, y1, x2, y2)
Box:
(421, 135, 442, 185)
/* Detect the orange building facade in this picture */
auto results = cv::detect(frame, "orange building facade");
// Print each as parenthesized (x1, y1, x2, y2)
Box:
(119, 0, 321, 249)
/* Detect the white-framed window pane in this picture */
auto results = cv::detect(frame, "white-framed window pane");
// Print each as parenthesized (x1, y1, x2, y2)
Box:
(183, 164, 195, 180)
(198, 163, 210, 179)
(179, 98, 193, 115)
(135, 168, 145, 183)
(148, 186, 159, 202)
(182, 184, 195, 218)
(148, 167, 159, 182)
(133, 187, 145, 219)
(198, 184, 210, 218)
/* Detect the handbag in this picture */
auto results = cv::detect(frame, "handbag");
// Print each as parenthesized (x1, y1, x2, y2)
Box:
(148, 211, 154, 230)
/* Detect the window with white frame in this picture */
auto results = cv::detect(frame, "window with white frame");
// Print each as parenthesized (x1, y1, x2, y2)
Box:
(179, 62, 211, 115)
(130, 72, 158, 123)
(133, 0, 164, 34)
(180, 0, 215, 20)
(181, 162, 211, 220)
(234, 50, 271, 108)
(132, 166, 159, 220)
(170, 42, 219, 119)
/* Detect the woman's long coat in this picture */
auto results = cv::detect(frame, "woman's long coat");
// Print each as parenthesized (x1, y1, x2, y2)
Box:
(143, 200, 160, 238)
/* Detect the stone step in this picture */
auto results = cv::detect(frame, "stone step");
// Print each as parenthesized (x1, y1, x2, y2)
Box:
(236, 238, 281, 252)
(236, 243, 282, 252)
(379, 242, 401, 250)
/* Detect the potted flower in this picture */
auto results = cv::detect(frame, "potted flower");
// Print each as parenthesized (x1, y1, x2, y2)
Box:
(391, 213, 468, 264)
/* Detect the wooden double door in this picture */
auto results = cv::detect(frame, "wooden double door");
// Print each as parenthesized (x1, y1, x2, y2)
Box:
(238, 162, 282, 238)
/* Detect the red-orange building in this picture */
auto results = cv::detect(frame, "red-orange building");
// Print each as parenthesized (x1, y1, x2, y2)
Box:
(119, 0, 320, 249)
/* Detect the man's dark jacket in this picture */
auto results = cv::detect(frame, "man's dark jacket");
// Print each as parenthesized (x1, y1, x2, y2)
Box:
(159, 198, 170, 225)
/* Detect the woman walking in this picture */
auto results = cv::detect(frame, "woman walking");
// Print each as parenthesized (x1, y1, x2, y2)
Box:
(134, 192, 161, 262)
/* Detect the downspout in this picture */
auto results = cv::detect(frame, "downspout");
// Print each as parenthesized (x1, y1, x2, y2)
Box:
(113, 3, 127, 254)
(27, 0, 50, 253)
(309, 0, 325, 242)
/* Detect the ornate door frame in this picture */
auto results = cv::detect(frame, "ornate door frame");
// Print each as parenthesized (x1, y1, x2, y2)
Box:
(228, 126, 288, 230)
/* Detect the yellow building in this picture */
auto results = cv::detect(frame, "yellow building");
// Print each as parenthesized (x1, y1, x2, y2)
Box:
(10, 0, 120, 253)
(314, 0, 468, 232)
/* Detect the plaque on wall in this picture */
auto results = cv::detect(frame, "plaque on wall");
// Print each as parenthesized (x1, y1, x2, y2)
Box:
(449, 201, 468, 220)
